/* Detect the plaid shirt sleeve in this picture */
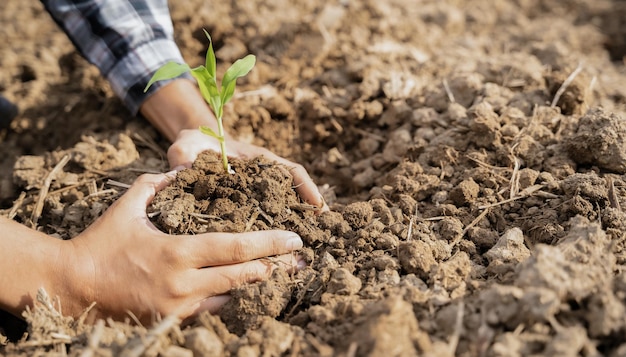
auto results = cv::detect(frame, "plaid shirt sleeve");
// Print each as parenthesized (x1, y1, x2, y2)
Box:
(41, 0, 190, 115)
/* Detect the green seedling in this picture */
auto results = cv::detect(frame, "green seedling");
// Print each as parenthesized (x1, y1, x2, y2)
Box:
(144, 29, 256, 173)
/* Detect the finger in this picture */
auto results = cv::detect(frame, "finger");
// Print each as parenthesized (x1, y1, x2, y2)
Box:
(177, 294, 230, 324)
(168, 130, 222, 169)
(286, 162, 328, 212)
(191, 253, 305, 296)
(167, 144, 197, 169)
(179, 230, 303, 268)
(264, 155, 327, 212)
(121, 171, 178, 211)
(201, 294, 231, 314)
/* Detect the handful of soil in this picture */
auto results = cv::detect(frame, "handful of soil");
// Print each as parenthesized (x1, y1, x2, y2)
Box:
(149, 151, 319, 235)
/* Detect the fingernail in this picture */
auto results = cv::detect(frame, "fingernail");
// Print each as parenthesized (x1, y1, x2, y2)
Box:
(297, 258, 307, 271)
(316, 194, 327, 210)
(164, 166, 185, 180)
(164, 170, 178, 179)
(286, 235, 303, 250)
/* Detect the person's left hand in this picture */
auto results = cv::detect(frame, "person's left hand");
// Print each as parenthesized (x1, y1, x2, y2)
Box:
(168, 128, 327, 211)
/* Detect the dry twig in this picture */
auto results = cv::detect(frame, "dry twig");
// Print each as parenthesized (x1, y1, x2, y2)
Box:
(443, 78, 456, 103)
(79, 319, 105, 357)
(30, 155, 70, 228)
(85, 188, 118, 199)
(346, 342, 358, 357)
(7, 191, 26, 220)
(36, 287, 62, 317)
(478, 184, 546, 209)
(406, 204, 419, 241)
(453, 208, 491, 248)
(466, 155, 510, 183)
(551, 62, 583, 108)
(119, 313, 180, 357)
(76, 301, 97, 327)
(244, 209, 261, 232)
(509, 156, 521, 199)
(189, 212, 222, 222)
(285, 276, 315, 319)
(607, 177, 622, 211)
(106, 179, 132, 189)
(290, 203, 321, 211)
(126, 167, 163, 174)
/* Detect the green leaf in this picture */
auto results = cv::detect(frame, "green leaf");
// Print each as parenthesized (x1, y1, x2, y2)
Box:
(199, 125, 223, 141)
(190, 66, 221, 114)
(220, 54, 256, 105)
(203, 29, 217, 79)
(143, 62, 190, 92)
(221, 80, 237, 107)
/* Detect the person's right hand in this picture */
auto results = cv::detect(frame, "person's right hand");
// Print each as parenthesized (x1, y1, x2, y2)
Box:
(57, 171, 305, 323)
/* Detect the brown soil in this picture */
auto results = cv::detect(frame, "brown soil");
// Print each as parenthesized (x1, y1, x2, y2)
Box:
(3, 0, 626, 356)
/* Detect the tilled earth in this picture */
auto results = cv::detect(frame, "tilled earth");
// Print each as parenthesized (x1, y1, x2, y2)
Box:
(3, 0, 626, 356)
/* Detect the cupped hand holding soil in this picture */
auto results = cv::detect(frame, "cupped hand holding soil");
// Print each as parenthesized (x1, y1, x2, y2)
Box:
(166, 128, 327, 211)
(0, 171, 305, 324)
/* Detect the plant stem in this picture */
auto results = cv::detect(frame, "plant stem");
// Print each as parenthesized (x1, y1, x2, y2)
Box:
(216, 116, 229, 172)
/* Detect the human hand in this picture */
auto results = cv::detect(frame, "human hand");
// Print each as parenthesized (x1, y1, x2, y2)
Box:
(168, 128, 327, 211)
(58, 171, 305, 323)
(139, 80, 327, 211)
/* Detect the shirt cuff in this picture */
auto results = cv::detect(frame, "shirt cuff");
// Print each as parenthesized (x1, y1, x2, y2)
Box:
(107, 37, 191, 115)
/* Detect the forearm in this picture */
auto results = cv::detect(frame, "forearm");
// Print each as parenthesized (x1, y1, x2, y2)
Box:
(140, 79, 222, 142)
(0, 217, 72, 317)
(42, 0, 221, 142)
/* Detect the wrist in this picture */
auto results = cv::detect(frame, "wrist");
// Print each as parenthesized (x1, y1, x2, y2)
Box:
(51, 239, 96, 318)
(139, 79, 219, 141)
(0, 218, 77, 317)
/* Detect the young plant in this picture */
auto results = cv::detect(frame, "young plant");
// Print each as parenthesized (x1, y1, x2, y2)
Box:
(144, 30, 256, 173)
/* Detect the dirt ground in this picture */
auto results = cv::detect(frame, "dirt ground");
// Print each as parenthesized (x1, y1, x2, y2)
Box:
(3, 0, 626, 355)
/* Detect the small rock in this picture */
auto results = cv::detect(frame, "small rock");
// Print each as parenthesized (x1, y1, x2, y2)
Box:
(184, 327, 224, 357)
(327, 268, 362, 295)
(398, 240, 437, 280)
(565, 108, 626, 173)
(342, 202, 374, 229)
(449, 178, 479, 207)
(161, 345, 193, 357)
(484, 228, 531, 275)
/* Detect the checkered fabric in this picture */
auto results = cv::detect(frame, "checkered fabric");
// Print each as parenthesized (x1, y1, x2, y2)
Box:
(41, 0, 190, 115)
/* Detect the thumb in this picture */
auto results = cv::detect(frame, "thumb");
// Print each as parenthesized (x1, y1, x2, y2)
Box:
(167, 129, 222, 169)
(167, 144, 196, 169)
(122, 171, 178, 211)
